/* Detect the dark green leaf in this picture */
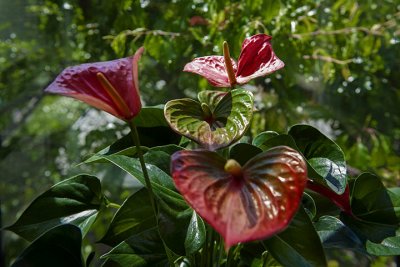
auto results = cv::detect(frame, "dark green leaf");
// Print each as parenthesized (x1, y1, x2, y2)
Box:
(263, 206, 327, 267)
(351, 173, 400, 224)
(229, 143, 262, 165)
(252, 130, 279, 148)
(302, 192, 316, 219)
(11, 224, 84, 267)
(7, 175, 103, 241)
(252, 133, 299, 151)
(132, 105, 169, 128)
(100, 189, 156, 246)
(157, 193, 193, 255)
(341, 213, 398, 244)
(164, 89, 254, 150)
(289, 124, 347, 194)
(98, 154, 178, 194)
(314, 216, 365, 254)
(101, 227, 168, 267)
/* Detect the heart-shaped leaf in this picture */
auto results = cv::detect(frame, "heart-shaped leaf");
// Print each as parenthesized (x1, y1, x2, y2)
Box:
(164, 89, 254, 150)
(11, 224, 84, 267)
(171, 146, 307, 248)
(288, 124, 347, 194)
(6, 175, 104, 241)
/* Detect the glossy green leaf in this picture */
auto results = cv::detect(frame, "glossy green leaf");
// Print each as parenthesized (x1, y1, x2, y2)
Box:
(314, 216, 365, 253)
(84, 136, 138, 164)
(132, 105, 169, 128)
(289, 124, 347, 194)
(90, 153, 196, 255)
(143, 145, 184, 174)
(157, 196, 194, 255)
(164, 89, 254, 150)
(98, 154, 178, 194)
(184, 211, 206, 255)
(100, 189, 156, 246)
(263, 206, 327, 267)
(171, 146, 307, 248)
(229, 143, 262, 165)
(341, 213, 398, 244)
(101, 227, 168, 267)
(351, 173, 400, 224)
(252, 130, 279, 148)
(302, 192, 317, 219)
(366, 235, 400, 256)
(11, 224, 84, 267)
(7, 175, 104, 241)
(252, 133, 299, 151)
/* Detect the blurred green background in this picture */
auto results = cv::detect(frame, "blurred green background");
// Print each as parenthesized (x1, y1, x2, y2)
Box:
(1, 0, 399, 266)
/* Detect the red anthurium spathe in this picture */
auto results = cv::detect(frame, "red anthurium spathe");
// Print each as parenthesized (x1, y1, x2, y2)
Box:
(183, 34, 284, 87)
(307, 180, 353, 215)
(171, 146, 307, 249)
(45, 47, 144, 121)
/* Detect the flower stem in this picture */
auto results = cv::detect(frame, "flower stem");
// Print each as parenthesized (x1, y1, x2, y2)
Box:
(127, 120, 158, 215)
(106, 202, 121, 209)
(128, 120, 176, 266)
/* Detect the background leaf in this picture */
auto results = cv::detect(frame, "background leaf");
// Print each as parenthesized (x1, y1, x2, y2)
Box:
(7, 175, 104, 241)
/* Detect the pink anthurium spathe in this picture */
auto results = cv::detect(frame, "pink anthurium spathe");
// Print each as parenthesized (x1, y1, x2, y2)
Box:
(45, 47, 144, 121)
(184, 34, 284, 87)
(171, 146, 308, 249)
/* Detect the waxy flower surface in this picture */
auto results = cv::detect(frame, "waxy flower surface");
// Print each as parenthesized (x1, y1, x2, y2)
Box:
(184, 34, 284, 87)
(45, 47, 144, 121)
(171, 146, 308, 248)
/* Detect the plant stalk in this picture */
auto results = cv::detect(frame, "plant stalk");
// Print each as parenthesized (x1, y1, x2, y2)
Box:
(128, 120, 158, 215)
(128, 120, 176, 266)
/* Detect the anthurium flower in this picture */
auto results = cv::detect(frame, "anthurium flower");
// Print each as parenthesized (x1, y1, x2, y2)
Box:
(171, 146, 308, 248)
(184, 34, 284, 87)
(44, 47, 144, 121)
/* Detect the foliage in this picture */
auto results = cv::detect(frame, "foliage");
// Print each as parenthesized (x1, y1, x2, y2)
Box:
(1, 0, 399, 266)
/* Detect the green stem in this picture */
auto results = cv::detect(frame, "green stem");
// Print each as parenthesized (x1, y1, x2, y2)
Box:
(106, 202, 121, 209)
(226, 247, 233, 267)
(128, 120, 175, 266)
(128, 120, 158, 215)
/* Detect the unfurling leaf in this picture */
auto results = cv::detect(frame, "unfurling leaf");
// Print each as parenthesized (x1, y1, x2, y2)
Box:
(164, 89, 253, 150)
